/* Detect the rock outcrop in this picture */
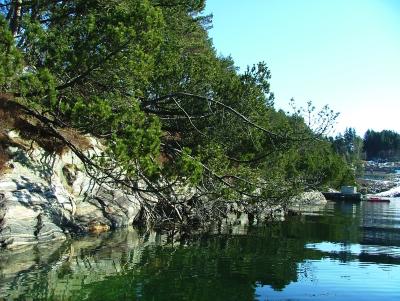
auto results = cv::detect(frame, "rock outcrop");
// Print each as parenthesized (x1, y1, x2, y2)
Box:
(0, 129, 332, 250)
(0, 131, 142, 250)
(375, 185, 400, 198)
(287, 190, 328, 214)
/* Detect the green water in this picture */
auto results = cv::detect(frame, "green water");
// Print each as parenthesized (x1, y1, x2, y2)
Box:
(1, 200, 400, 300)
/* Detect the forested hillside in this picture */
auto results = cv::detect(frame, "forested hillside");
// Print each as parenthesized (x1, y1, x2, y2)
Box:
(363, 130, 400, 161)
(330, 128, 364, 175)
(0, 0, 353, 223)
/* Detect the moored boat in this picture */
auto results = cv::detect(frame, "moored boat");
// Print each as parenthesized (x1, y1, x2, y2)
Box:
(365, 197, 390, 203)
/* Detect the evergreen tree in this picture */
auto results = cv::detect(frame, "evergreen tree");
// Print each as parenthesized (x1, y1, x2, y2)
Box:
(0, 0, 353, 223)
(363, 129, 400, 160)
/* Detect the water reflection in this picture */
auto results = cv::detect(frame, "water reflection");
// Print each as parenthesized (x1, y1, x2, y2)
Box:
(0, 200, 400, 300)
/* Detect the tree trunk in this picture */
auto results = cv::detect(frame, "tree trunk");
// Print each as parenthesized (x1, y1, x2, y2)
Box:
(9, 0, 22, 37)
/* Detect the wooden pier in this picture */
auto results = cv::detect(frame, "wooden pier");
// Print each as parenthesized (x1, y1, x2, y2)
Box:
(322, 192, 362, 202)
(322, 186, 363, 202)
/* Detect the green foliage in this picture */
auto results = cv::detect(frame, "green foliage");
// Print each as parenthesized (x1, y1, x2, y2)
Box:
(0, 16, 22, 90)
(331, 128, 364, 176)
(175, 148, 203, 185)
(0, 0, 353, 213)
(363, 129, 400, 160)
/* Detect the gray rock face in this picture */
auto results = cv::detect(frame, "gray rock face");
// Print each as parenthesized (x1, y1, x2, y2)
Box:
(288, 191, 328, 213)
(0, 132, 142, 250)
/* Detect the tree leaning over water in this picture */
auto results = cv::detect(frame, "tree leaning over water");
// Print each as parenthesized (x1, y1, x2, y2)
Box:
(0, 0, 353, 224)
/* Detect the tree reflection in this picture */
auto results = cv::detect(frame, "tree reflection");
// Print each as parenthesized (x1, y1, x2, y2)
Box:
(1, 202, 400, 300)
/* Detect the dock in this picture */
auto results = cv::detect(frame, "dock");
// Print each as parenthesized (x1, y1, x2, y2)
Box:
(322, 186, 362, 202)
(322, 192, 362, 202)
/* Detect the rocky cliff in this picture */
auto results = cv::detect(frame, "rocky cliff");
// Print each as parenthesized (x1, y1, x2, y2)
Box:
(0, 129, 329, 250)
(0, 131, 142, 250)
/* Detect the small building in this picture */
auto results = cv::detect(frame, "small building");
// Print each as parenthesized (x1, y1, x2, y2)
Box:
(323, 186, 361, 202)
(341, 186, 357, 194)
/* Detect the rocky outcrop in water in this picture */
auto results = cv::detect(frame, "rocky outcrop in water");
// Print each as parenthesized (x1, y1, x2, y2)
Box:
(0, 130, 331, 250)
(287, 191, 327, 214)
(0, 131, 141, 250)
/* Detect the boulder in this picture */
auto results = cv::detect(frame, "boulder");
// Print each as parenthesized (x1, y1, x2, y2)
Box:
(287, 190, 327, 214)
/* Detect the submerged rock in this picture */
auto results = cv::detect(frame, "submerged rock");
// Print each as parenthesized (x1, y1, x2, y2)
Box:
(0, 132, 142, 249)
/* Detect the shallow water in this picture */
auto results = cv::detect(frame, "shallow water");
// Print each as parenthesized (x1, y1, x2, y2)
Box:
(1, 200, 400, 300)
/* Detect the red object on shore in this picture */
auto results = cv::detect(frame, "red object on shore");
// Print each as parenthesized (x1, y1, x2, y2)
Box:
(367, 197, 390, 203)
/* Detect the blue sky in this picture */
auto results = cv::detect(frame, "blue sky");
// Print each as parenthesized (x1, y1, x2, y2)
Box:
(204, 0, 400, 136)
